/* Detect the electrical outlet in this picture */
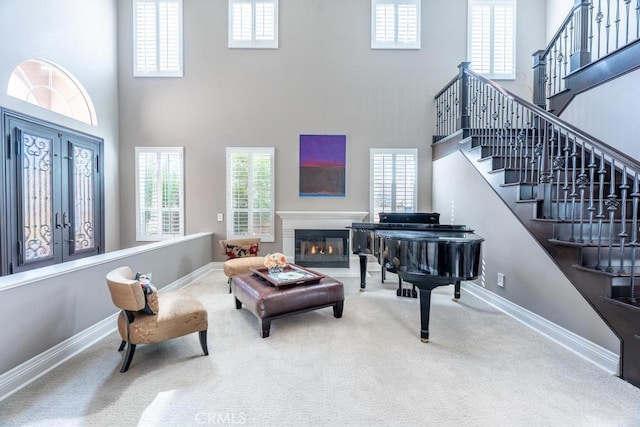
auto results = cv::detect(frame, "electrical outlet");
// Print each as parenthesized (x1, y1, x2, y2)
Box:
(217, 213, 224, 222)
(497, 273, 505, 288)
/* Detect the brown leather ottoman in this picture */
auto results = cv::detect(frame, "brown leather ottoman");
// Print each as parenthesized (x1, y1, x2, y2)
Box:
(231, 272, 344, 338)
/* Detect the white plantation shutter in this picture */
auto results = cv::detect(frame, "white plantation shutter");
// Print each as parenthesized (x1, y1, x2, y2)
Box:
(136, 147, 184, 241)
(370, 149, 418, 222)
(229, 0, 278, 48)
(468, 0, 516, 79)
(372, 0, 420, 49)
(226, 147, 275, 241)
(375, 4, 395, 42)
(134, 0, 183, 77)
(255, 2, 275, 41)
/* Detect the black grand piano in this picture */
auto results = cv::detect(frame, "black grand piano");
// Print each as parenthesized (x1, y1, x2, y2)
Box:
(349, 213, 484, 342)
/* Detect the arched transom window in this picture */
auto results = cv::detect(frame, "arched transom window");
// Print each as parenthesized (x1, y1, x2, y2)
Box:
(7, 59, 97, 126)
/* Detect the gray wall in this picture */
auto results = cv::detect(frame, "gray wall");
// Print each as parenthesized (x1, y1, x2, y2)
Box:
(0, 0, 121, 252)
(116, 0, 547, 259)
(0, 232, 214, 375)
(545, 0, 573, 42)
(432, 151, 619, 352)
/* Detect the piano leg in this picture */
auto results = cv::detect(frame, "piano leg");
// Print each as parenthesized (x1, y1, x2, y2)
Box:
(453, 280, 461, 301)
(358, 254, 368, 291)
(418, 288, 432, 343)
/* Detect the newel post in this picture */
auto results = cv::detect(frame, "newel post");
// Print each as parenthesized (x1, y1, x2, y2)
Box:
(457, 62, 471, 137)
(532, 50, 547, 110)
(570, 0, 592, 70)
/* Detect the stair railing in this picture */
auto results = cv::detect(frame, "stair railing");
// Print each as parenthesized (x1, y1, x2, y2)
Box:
(533, 0, 640, 109)
(435, 62, 640, 303)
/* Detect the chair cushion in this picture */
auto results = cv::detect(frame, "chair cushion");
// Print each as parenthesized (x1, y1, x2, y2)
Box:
(118, 290, 208, 345)
(223, 256, 266, 278)
(225, 242, 259, 259)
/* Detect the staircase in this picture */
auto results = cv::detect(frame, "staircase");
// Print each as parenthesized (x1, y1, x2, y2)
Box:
(433, 63, 640, 388)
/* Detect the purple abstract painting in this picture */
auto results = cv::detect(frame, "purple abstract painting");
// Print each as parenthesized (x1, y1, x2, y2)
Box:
(299, 134, 346, 197)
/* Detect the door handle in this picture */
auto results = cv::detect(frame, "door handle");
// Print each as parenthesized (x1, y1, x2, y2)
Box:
(63, 212, 71, 228)
(55, 212, 62, 229)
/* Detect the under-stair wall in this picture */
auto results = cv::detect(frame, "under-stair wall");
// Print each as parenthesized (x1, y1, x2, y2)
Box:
(560, 68, 640, 160)
(432, 148, 620, 365)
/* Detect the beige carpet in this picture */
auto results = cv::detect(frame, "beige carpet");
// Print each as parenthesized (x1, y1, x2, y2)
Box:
(1, 269, 640, 426)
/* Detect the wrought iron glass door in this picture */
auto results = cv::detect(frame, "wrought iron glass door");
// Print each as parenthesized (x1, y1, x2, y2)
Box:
(3, 113, 103, 274)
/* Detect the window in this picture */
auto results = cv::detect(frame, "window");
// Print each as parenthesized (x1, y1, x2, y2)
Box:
(371, 0, 421, 49)
(370, 148, 418, 222)
(226, 147, 275, 241)
(135, 147, 184, 241)
(468, 0, 516, 79)
(134, 0, 183, 77)
(7, 59, 98, 126)
(228, 0, 279, 48)
(2, 110, 104, 275)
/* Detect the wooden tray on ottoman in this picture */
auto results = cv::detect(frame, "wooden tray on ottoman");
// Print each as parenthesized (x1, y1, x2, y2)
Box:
(250, 264, 324, 287)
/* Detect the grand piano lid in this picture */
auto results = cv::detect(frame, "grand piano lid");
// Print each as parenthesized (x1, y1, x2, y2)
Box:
(375, 229, 485, 242)
(348, 223, 472, 232)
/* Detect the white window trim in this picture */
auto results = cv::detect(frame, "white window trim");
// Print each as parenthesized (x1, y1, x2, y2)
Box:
(135, 146, 185, 241)
(226, 147, 275, 242)
(228, 0, 279, 49)
(467, 0, 516, 80)
(370, 148, 418, 222)
(133, 0, 184, 77)
(371, 0, 421, 50)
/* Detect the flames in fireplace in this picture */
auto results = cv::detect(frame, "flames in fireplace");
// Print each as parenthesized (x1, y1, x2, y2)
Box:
(309, 244, 334, 255)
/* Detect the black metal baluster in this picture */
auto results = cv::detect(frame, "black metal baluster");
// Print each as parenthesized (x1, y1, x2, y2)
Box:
(597, 0, 603, 58)
(615, 0, 621, 49)
(618, 165, 629, 273)
(624, 0, 631, 43)
(630, 173, 638, 303)
(552, 128, 562, 218)
(577, 142, 588, 243)
(636, 0, 640, 38)
(589, 0, 595, 54)
(606, 0, 612, 55)
(563, 26, 569, 86)
(606, 158, 619, 272)
(569, 136, 579, 241)
(596, 153, 606, 270)
(588, 147, 597, 242)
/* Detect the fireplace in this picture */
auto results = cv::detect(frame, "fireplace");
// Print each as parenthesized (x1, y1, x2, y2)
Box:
(295, 229, 349, 268)
(276, 211, 367, 277)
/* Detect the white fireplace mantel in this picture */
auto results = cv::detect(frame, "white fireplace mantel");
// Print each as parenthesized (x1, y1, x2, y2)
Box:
(276, 211, 368, 277)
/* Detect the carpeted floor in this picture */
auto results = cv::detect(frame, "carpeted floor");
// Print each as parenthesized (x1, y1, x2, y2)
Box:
(1, 269, 640, 426)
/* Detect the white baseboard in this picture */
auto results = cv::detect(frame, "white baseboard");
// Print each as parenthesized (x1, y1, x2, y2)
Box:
(0, 313, 118, 402)
(0, 262, 217, 402)
(462, 282, 619, 376)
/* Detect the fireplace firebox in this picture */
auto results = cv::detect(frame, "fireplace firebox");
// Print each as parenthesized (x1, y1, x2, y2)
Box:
(294, 229, 349, 268)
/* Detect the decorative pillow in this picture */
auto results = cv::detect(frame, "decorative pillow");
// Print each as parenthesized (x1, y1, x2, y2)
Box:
(135, 272, 158, 314)
(225, 243, 259, 259)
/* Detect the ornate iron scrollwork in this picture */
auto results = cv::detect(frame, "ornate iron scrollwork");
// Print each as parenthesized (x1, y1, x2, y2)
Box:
(576, 173, 589, 188)
(604, 194, 620, 211)
(553, 156, 565, 169)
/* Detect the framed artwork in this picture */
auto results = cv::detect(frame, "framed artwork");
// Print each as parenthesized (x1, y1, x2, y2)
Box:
(299, 134, 346, 197)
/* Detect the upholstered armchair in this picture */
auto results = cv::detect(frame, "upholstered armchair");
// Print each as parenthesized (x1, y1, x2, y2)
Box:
(105, 266, 209, 372)
(219, 238, 266, 292)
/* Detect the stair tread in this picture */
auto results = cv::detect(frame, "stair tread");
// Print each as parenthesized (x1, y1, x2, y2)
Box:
(601, 296, 640, 311)
(573, 264, 640, 277)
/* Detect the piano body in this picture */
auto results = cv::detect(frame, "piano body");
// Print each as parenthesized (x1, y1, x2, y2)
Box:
(349, 213, 484, 342)
(350, 211, 441, 294)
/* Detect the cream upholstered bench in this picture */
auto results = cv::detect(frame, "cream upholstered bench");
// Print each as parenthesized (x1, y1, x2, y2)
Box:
(219, 238, 266, 292)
